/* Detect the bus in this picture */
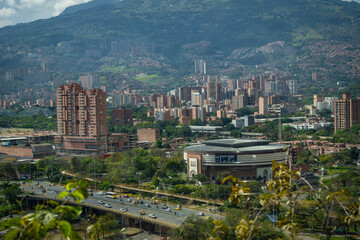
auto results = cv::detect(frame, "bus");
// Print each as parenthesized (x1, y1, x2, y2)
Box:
(105, 192, 117, 199)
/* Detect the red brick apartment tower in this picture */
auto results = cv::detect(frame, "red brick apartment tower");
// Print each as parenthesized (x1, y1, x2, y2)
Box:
(334, 94, 360, 133)
(55, 83, 107, 155)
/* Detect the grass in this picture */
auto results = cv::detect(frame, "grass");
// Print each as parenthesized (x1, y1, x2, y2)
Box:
(135, 74, 168, 85)
(326, 166, 351, 175)
(99, 65, 127, 72)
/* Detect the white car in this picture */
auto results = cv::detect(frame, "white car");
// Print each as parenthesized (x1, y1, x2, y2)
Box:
(120, 208, 127, 212)
(98, 200, 105, 204)
(196, 212, 205, 216)
(104, 204, 112, 208)
(96, 191, 104, 195)
(149, 214, 157, 219)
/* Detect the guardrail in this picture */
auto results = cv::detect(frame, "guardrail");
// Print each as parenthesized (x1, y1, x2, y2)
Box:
(27, 195, 178, 229)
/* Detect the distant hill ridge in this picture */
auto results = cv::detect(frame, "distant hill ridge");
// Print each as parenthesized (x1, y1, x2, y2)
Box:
(0, 0, 359, 58)
(60, 0, 121, 16)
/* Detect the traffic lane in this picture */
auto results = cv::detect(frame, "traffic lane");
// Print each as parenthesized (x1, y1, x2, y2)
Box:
(83, 197, 186, 225)
(20, 185, 186, 226)
(22, 181, 224, 220)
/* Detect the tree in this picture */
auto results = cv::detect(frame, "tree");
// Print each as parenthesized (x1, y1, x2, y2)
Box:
(45, 165, 62, 183)
(213, 161, 360, 240)
(1, 180, 89, 240)
(319, 108, 331, 118)
(192, 174, 208, 183)
(71, 156, 82, 172)
(155, 139, 163, 148)
(3, 184, 21, 205)
(175, 216, 214, 240)
(190, 118, 206, 126)
(97, 213, 120, 238)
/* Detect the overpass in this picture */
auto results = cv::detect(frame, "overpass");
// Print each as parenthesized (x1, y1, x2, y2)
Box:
(20, 181, 225, 228)
(26, 194, 177, 236)
(62, 171, 225, 206)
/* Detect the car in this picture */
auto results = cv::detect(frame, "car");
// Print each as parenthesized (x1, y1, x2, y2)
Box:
(96, 191, 104, 195)
(161, 205, 168, 209)
(149, 214, 157, 219)
(123, 195, 129, 198)
(196, 212, 205, 216)
(98, 200, 105, 204)
(175, 205, 182, 210)
(42, 189, 46, 193)
(165, 208, 172, 212)
(131, 200, 138, 204)
(21, 181, 25, 184)
(104, 204, 112, 208)
(144, 203, 150, 207)
(139, 210, 146, 215)
(119, 208, 127, 212)
(151, 201, 158, 205)
(127, 198, 132, 202)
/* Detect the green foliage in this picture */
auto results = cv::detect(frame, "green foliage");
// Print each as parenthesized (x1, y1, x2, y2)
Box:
(175, 216, 214, 240)
(190, 118, 206, 126)
(0, 114, 56, 130)
(236, 107, 257, 117)
(192, 174, 208, 183)
(2, 184, 21, 204)
(0, 180, 88, 240)
(333, 124, 360, 144)
(104, 149, 185, 184)
(192, 184, 232, 200)
(319, 108, 332, 118)
(214, 161, 360, 240)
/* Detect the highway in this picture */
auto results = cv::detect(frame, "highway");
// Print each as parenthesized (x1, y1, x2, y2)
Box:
(62, 171, 225, 206)
(19, 180, 225, 227)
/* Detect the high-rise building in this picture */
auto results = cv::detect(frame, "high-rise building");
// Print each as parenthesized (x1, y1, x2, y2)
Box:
(179, 86, 203, 102)
(112, 109, 133, 126)
(55, 83, 107, 155)
(191, 91, 204, 107)
(232, 94, 248, 110)
(313, 94, 324, 106)
(195, 60, 207, 74)
(206, 82, 222, 101)
(80, 74, 100, 89)
(287, 80, 298, 95)
(334, 94, 360, 133)
(259, 96, 268, 115)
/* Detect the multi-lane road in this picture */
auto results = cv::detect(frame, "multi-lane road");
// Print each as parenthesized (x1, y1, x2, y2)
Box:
(19, 180, 225, 227)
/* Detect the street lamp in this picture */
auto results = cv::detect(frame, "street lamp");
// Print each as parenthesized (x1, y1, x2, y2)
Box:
(92, 153, 97, 190)
(136, 172, 142, 230)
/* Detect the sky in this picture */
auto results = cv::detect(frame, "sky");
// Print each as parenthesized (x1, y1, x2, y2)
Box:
(0, 0, 91, 28)
(0, 0, 358, 28)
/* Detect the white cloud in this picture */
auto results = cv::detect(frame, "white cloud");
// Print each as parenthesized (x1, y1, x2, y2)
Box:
(18, 0, 46, 8)
(5, 0, 17, 8)
(0, 7, 15, 17)
(53, 0, 90, 16)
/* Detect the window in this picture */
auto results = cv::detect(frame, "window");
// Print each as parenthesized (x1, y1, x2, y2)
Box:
(229, 155, 236, 162)
(220, 155, 228, 163)
(190, 160, 197, 167)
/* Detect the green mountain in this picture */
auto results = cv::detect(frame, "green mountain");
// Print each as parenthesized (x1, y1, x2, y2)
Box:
(0, 0, 359, 54)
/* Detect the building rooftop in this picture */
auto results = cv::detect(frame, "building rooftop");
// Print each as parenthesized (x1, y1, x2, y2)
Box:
(185, 138, 289, 154)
